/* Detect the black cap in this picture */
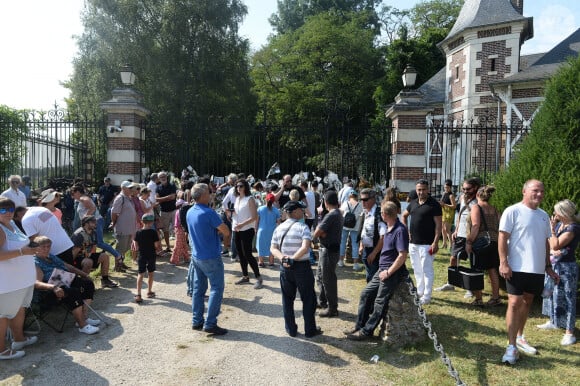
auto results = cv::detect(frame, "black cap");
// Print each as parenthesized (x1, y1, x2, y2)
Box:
(283, 200, 307, 212)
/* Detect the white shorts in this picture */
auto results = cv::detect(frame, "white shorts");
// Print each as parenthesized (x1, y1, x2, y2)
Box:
(0, 285, 34, 318)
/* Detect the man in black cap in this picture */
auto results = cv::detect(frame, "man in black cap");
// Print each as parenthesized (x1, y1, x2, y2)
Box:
(271, 200, 321, 338)
(71, 216, 118, 288)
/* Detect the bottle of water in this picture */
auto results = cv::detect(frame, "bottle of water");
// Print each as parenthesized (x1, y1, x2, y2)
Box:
(541, 276, 555, 298)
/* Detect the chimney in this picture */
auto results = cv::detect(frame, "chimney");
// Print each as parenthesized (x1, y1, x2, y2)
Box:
(511, 0, 523, 15)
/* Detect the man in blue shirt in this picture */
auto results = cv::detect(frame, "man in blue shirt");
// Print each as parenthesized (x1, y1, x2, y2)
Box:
(187, 183, 231, 335)
(346, 201, 409, 340)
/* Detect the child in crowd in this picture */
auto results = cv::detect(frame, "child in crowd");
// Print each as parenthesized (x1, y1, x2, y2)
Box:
(133, 214, 161, 303)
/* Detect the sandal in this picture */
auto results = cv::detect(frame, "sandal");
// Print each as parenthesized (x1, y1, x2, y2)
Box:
(134, 294, 143, 303)
(147, 292, 156, 298)
(486, 298, 502, 306)
(470, 298, 484, 307)
(0, 349, 25, 360)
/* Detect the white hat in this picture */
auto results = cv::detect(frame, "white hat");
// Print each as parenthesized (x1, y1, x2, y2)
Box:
(40, 189, 58, 203)
(121, 181, 132, 188)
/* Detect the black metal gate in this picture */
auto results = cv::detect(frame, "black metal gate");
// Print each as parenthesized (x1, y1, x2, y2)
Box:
(0, 107, 107, 190)
(425, 119, 530, 194)
(142, 120, 391, 183)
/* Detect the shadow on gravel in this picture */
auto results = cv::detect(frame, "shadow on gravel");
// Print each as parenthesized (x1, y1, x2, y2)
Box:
(217, 329, 350, 366)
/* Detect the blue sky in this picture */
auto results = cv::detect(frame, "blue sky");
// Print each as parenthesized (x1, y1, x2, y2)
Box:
(0, 0, 578, 110)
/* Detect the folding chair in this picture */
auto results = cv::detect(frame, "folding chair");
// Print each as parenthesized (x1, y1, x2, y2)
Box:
(29, 290, 72, 333)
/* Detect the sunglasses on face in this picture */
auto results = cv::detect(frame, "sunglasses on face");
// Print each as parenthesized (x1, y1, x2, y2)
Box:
(236, 185, 244, 188)
(0, 207, 16, 214)
(360, 197, 371, 202)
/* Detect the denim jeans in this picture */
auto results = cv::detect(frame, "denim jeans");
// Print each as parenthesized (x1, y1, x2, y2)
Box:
(280, 260, 317, 336)
(99, 204, 111, 232)
(191, 256, 225, 329)
(339, 228, 359, 259)
(362, 246, 380, 283)
(96, 217, 121, 259)
(355, 267, 405, 336)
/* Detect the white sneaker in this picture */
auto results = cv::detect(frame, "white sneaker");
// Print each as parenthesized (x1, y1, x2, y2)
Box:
(516, 336, 537, 355)
(502, 345, 519, 365)
(464, 290, 474, 299)
(337, 260, 344, 267)
(11, 336, 38, 351)
(435, 283, 455, 291)
(353, 263, 361, 271)
(561, 334, 576, 346)
(78, 324, 100, 335)
(419, 297, 431, 305)
(536, 321, 557, 330)
(75, 318, 101, 327)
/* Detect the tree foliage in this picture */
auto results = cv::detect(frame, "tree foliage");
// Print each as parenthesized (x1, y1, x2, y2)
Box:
(252, 10, 383, 128)
(269, 0, 381, 34)
(491, 56, 580, 212)
(66, 0, 256, 129)
(0, 105, 27, 178)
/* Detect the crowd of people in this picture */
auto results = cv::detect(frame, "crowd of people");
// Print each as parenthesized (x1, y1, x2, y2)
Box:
(0, 171, 577, 366)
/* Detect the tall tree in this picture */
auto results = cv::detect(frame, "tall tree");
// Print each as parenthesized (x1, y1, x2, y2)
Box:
(270, 0, 380, 34)
(252, 10, 383, 127)
(66, 0, 255, 129)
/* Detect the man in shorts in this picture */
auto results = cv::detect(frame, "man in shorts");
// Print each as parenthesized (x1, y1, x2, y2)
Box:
(498, 179, 559, 364)
(72, 216, 118, 288)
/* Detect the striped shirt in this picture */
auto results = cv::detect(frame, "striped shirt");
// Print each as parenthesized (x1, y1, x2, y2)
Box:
(271, 219, 311, 261)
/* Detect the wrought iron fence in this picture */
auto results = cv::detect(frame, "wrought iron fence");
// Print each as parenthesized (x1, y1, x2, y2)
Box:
(425, 118, 531, 195)
(142, 120, 392, 184)
(0, 107, 107, 192)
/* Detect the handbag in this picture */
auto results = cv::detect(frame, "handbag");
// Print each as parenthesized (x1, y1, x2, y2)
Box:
(471, 204, 499, 269)
(447, 254, 484, 290)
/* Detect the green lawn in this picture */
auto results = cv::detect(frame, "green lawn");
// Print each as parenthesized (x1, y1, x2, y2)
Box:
(359, 247, 579, 385)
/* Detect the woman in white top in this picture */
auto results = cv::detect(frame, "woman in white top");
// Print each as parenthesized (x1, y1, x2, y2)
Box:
(232, 179, 262, 289)
(0, 197, 38, 360)
(339, 190, 364, 270)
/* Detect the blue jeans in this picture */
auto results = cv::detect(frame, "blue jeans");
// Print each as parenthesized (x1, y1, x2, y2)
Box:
(340, 229, 359, 259)
(362, 246, 380, 283)
(99, 204, 111, 232)
(280, 260, 318, 336)
(96, 217, 121, 259)
(191, 256, 225, 329)
(355, 267, 406, 336)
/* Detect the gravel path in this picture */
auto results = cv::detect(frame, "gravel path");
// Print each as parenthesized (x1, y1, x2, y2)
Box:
(1, 255, 386, 386)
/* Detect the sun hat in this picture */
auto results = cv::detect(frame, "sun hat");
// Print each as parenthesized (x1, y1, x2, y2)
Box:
(40, 189, 58, 203)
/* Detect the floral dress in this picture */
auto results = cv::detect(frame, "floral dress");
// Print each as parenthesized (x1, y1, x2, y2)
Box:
(170, 210, 190, 265)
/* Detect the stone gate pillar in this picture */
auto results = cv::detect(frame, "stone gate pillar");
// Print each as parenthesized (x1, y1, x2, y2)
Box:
(100, 87, 150, 185)
(385, 91, 431, 194)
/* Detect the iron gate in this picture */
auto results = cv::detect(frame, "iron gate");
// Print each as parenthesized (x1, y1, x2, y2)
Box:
(0, 107, 107, 190)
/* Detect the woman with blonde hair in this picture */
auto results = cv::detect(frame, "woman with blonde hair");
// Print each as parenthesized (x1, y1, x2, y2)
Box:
(537, 199, 579, 346)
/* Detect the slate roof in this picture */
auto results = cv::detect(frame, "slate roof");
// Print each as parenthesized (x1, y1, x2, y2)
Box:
(439, 0, 532, 47)
(491, 28, 580, 86)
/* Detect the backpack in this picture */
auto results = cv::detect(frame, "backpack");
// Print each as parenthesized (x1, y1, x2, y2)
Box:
(343, 203, 359, 228)
(179, 203, 192, 231)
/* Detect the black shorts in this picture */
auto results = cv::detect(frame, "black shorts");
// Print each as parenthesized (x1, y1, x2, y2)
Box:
(452, 237, 468, 260)
(138, 253, 156, 273)
(74, 253, 101, 270)
(57, 247, 75, 265)
(506, 271, 544, 296)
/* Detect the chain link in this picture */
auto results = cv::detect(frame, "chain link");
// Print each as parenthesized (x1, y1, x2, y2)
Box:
(405, 280, 467, 386)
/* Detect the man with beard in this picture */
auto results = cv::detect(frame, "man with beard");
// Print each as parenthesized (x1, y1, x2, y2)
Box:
(434, 178, 481, 296)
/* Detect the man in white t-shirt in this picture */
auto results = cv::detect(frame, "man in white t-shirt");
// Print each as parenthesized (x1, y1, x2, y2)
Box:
(498, 179, 559, 364)
(22, 206, 75, 264)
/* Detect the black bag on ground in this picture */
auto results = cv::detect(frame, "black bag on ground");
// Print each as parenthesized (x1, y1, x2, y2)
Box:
(447, 253, 484, 290)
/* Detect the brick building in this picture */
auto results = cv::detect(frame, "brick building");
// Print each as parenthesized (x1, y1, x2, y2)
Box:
(386, 0, 580, 194)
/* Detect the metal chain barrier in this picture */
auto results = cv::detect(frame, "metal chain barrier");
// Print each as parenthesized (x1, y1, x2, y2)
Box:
(405, 280, 467, 386)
